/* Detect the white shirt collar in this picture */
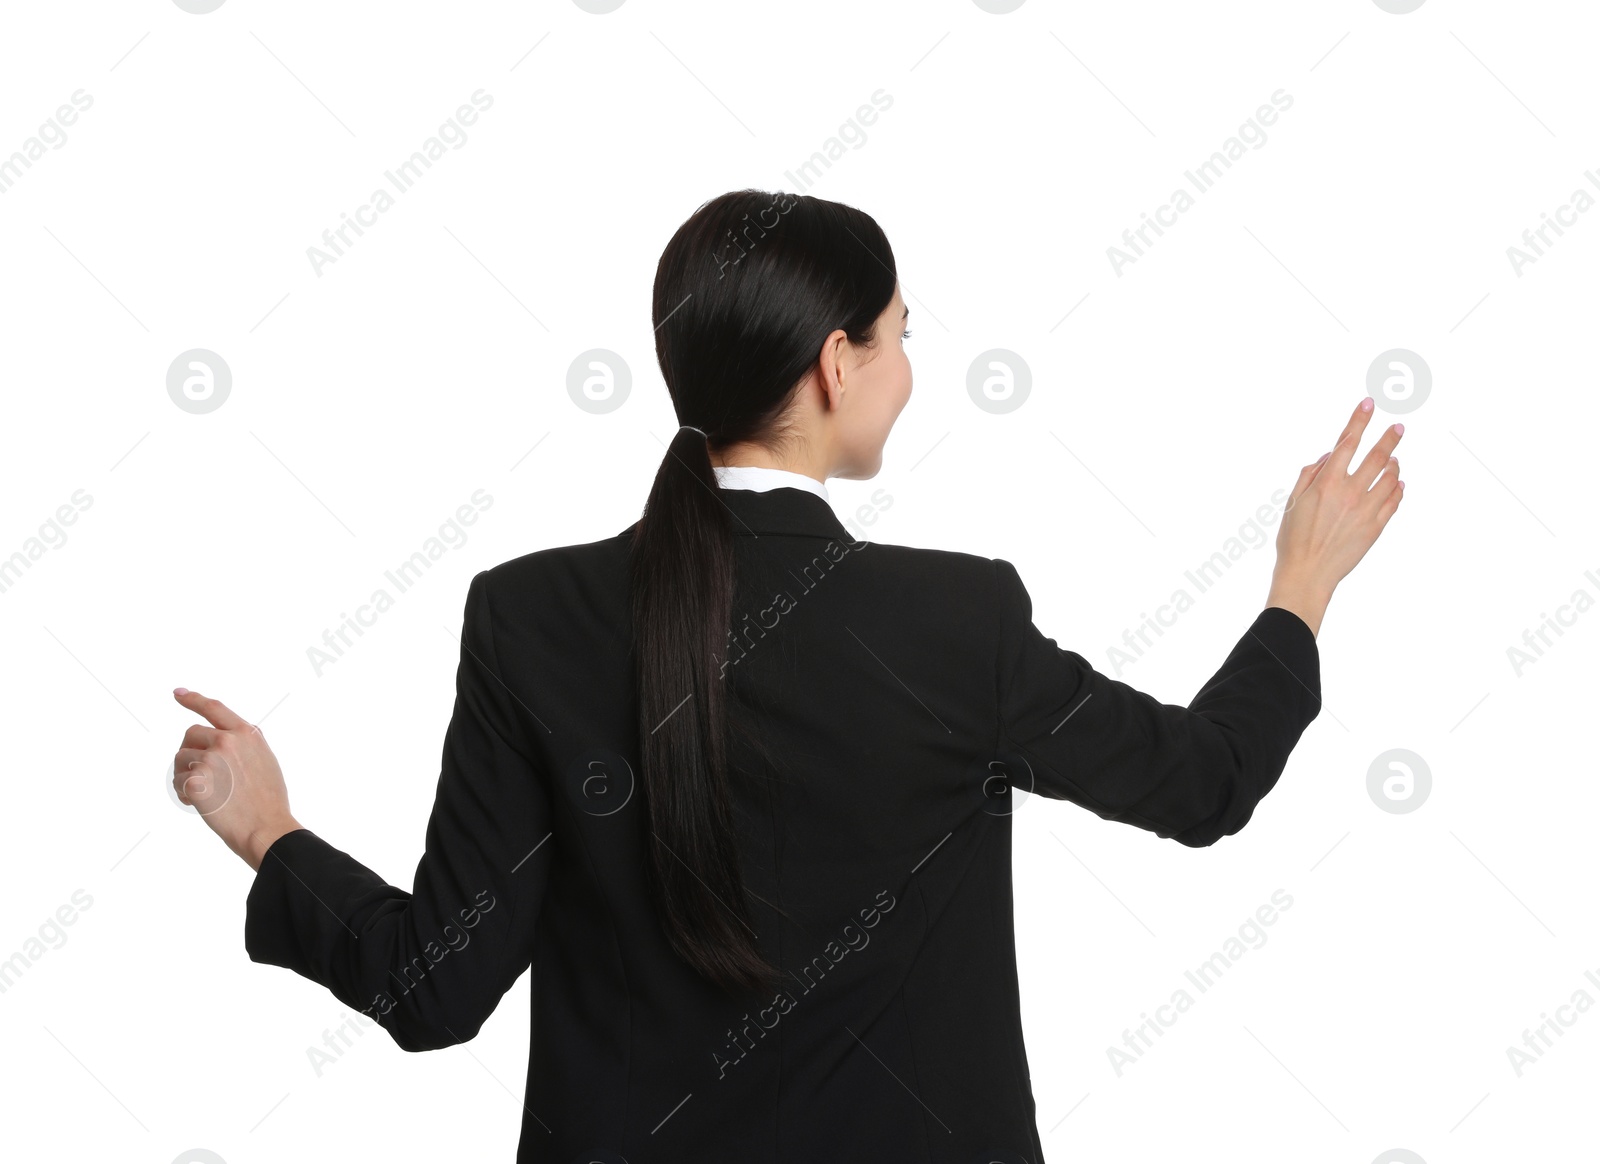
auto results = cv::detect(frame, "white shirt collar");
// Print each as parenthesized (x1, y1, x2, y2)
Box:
(714, 464, 830, 502)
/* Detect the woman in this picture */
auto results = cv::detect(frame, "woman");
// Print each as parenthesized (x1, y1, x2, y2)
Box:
(171, 189, 1404, 1162)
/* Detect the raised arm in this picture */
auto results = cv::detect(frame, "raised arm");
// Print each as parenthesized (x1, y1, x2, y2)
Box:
(992, 396, 1407, 846)
(993, 557, 1321, 846)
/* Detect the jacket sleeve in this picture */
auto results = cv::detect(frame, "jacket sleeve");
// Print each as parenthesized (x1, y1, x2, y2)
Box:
(244, 569, 556, 1051)
(992, 557, 1321, 847)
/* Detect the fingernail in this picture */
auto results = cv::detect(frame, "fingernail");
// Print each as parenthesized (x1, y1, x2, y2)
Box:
(1394, 423, 1404, 435)
(174, 687, 189, 696)
(1360, 398, 1374, 412)
(1317, 452, 1330, 463)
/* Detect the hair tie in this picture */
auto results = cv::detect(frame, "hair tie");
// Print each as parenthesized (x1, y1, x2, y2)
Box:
(679, 424, 708, 439)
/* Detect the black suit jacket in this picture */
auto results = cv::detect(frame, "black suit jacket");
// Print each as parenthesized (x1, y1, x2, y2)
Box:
(245, 484, 1321, 1163)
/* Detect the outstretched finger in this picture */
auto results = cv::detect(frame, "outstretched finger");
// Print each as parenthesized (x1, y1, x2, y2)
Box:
(174, 688, 250, 732)
(1327, 397, 1377, 477)
(1352, 422, 1405, 491)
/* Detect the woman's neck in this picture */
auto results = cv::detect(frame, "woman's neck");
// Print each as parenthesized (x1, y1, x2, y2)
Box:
(709, 444, 829, 484)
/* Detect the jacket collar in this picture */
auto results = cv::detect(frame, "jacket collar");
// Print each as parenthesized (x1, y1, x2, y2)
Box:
(617, 486, 856, 542)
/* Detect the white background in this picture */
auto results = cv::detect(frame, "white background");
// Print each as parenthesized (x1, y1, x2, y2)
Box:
(0, 1, 1594, 1161)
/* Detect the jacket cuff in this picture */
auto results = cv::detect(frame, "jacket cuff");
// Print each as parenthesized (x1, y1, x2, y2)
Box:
(244, 827, 345, 972)
(1252, 605, 1322, 725)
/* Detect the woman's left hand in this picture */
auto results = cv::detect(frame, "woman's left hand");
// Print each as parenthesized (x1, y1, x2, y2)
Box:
(171, 688, 303, 871)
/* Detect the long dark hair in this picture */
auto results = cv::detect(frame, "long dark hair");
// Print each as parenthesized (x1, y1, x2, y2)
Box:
(629, 189, 897, 997)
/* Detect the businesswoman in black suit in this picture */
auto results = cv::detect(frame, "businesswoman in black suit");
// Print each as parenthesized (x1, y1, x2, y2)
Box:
(171, 190, 1405, 1162)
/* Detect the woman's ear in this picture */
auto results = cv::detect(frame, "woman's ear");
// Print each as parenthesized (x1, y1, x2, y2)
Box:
(815, 329, 850, 412)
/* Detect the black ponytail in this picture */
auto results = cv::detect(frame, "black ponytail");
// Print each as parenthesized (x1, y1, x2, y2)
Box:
(630, 189, 897, 996)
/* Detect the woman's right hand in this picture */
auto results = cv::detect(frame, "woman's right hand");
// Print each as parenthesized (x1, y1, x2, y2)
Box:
(1266, 397, 1406, 636)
